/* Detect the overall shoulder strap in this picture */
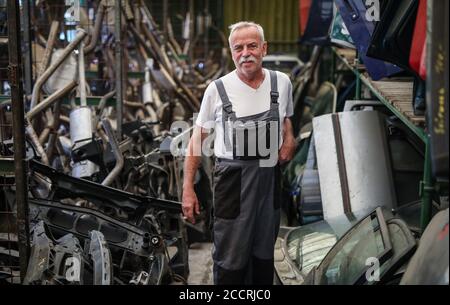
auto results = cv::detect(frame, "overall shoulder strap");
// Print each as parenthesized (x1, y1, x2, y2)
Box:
(214, 79, 234, 115)
(269, 70, 279, 104)
(214, 79, 233, 151)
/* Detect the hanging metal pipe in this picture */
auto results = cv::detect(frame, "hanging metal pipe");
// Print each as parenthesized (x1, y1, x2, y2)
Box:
(84, 0, 106, 54)
(141, 23, 172, 74)
(38, 110, 53, 144)
(132, 33, 199, 111)
(30, 29, 87, 109)
(46, 131, 58, 161)
(101, 119, 124, 186)
(25, 121, 49, 165)
(143, 63, 153, 104)
(94, 90, 116, 129)
(55, 136, 71, 174)
(145, 104, 161, 136)
(37, 21, 60, 78)
(46, 100, 62, 162)
(26, 80, 77, 120)
(167, 18, 183, 55)
(122, 0, 135, 20)
(78, 42, 87, 107)
(128, 23, 159, 64)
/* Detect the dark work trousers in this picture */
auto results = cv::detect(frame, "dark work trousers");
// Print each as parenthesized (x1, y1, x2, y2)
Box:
(212, 158, 281, 285)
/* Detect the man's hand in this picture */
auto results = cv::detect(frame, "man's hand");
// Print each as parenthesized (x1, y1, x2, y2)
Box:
(182, 186, 200, 224)
(279, 118, 296, 164)
(181, 126, 207, 224)
(279, 135, 296, 164)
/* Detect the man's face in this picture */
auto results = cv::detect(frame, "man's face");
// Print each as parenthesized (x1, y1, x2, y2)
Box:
(230, 26, 267, 78)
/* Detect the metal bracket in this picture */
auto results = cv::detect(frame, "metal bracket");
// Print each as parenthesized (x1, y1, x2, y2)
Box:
(419, 180, 438, 197)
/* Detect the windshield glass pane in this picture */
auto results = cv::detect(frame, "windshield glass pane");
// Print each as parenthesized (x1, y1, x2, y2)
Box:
(317, 215, 385, 285)
(286, 222, 337, 275)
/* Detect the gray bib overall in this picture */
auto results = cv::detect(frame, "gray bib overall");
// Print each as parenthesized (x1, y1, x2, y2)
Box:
(212, 70, 282, 285)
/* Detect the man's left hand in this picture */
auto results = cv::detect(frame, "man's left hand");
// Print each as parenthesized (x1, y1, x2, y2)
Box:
(278, 118, 296, 164)
(279, 135, 296, 164)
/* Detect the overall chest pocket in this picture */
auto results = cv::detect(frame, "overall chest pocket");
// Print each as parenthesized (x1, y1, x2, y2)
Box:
(232, 117, 278, 160)
(213, 164, 241, 219)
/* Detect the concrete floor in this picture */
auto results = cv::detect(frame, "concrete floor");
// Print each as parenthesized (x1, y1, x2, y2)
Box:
(187, 242, 214, 285)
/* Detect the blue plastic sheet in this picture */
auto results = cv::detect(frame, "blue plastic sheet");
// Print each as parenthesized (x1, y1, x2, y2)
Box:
(335, 0, 402, 80)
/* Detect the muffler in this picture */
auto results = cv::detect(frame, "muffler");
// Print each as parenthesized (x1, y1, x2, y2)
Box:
(70, 107, 99, 178)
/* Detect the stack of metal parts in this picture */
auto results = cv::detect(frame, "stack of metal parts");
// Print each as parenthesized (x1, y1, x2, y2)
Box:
(0, 0, 225, 284)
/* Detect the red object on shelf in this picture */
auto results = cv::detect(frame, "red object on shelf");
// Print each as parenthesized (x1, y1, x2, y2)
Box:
(299, 0, 312, 37)
(409, 0, 427, 79)
(419, 41, 427, 79)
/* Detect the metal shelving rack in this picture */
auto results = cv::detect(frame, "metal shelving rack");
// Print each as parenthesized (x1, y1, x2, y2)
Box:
(332, 45, 447, 232)
(1, 0, 31, 283)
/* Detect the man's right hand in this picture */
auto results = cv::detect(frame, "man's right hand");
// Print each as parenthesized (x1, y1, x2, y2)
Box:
(182, 187, 200, 224)
(182, 126, 206, 224)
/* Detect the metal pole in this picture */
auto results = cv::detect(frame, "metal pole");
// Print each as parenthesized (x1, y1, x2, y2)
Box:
(420, 136, 434, 232)
(78, 41, 87, 107)
(115, 0, 123, 140)
(204, 0, 209, 61)
(163, 0, 168, 45)
(22, 0, 33, 96)
(6, 0, 31, 282)
(188, 0, 195, 64)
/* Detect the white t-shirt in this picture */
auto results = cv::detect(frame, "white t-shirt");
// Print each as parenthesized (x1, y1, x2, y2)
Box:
(196, 68, 294, 159)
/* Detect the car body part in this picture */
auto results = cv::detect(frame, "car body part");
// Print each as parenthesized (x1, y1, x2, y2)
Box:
(367, 0, 419, 72)
(24, 221, 85, 285)
(335, 0, 403, 80)
(309, 207, 417, 285)
(313, 111, 397, 220)
(400, 208, 449, 285)
(29, 160, 182, 220)
(343, 100, 383, 112)
(87, 230, 112, 285)
(274, 209, 370, 284)
(330, 5, 355, 49)
(276, 207, 417, 285)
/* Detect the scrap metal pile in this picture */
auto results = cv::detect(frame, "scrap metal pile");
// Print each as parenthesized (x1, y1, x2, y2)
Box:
(0, 0, 228, 284)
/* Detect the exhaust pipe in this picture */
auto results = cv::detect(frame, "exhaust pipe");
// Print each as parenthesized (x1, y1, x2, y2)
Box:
(101, 119, 124, 186)
(70, 107, 99, 178)
(84, 0, 106, 54)
(30, 28, 88, 109)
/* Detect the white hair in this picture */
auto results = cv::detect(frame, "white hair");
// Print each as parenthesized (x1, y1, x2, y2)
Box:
(228, 21, 265, 47)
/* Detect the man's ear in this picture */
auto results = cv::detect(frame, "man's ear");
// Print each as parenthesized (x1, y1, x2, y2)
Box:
(262, 41, 268, 57)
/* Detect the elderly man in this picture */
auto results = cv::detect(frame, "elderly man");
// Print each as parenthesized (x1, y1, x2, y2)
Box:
(182, 21, 296, 285)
